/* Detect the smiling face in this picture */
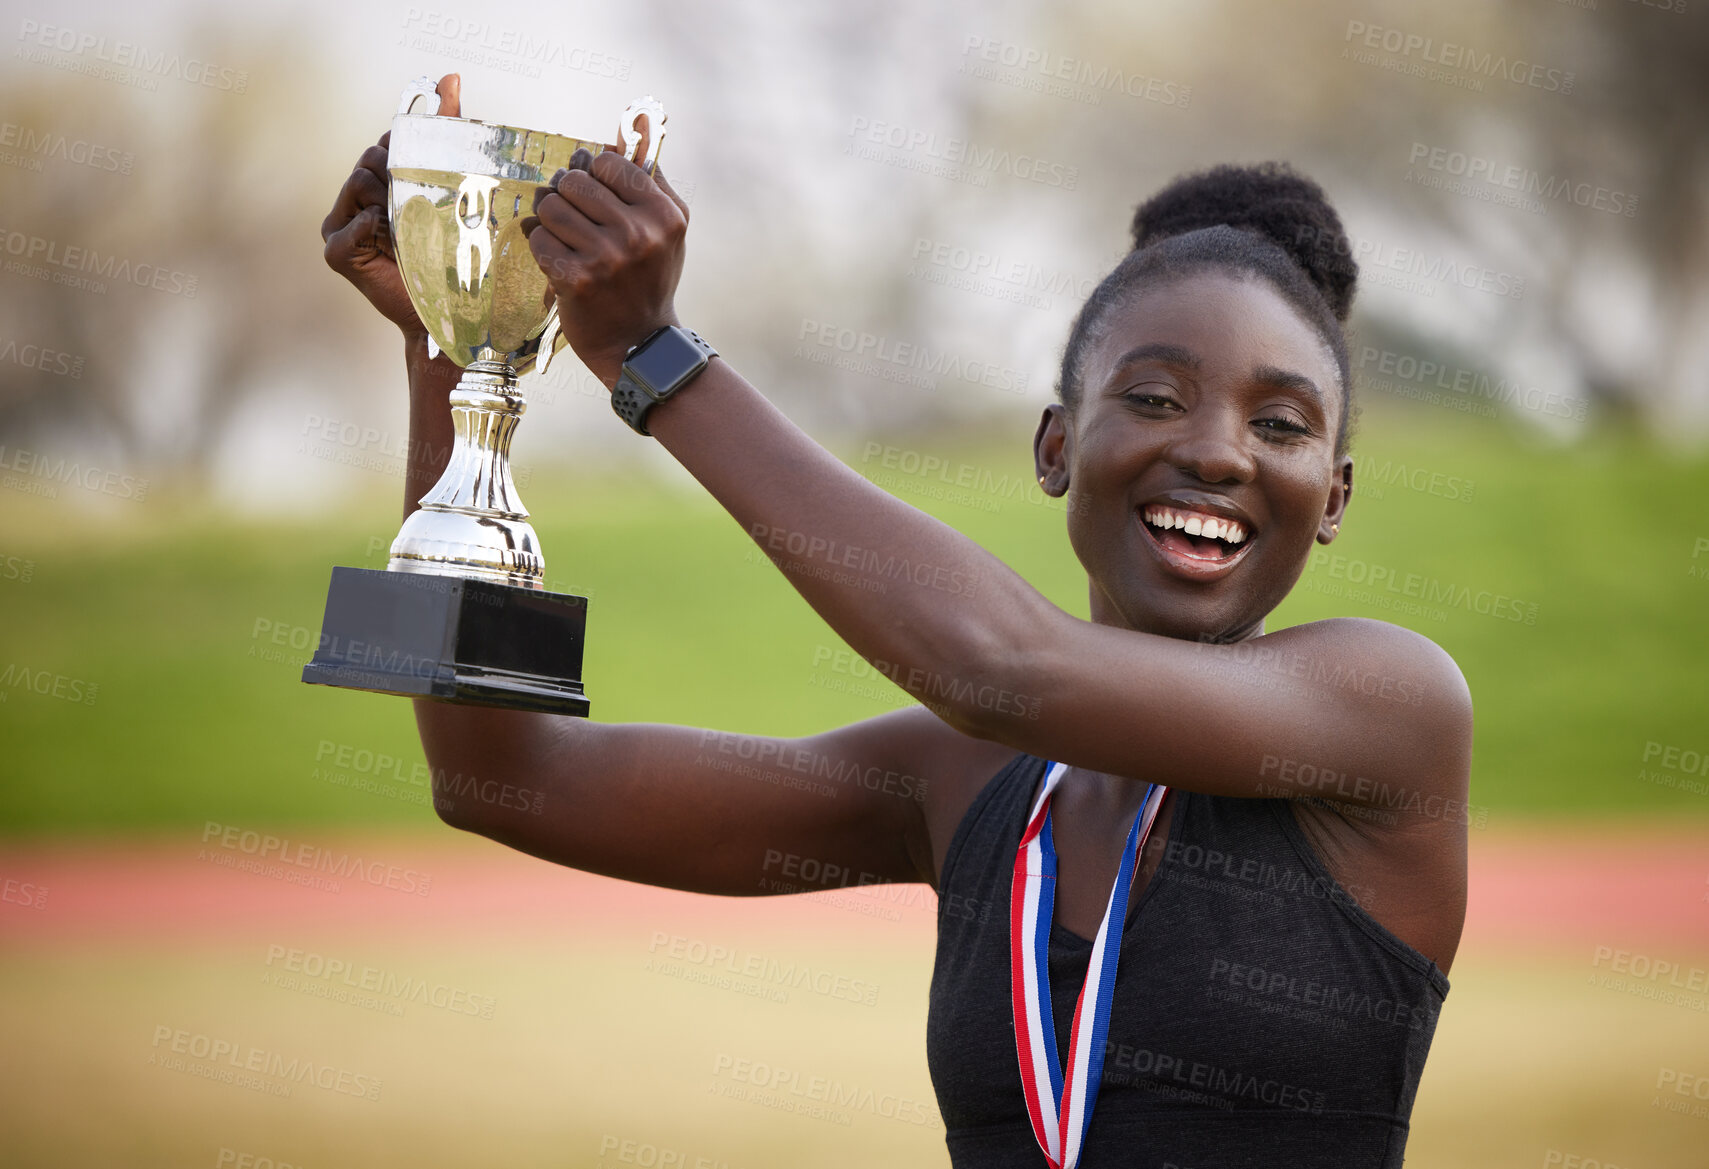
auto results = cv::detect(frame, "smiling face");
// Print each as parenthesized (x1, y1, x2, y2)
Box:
(1034, 270, 1354, 643)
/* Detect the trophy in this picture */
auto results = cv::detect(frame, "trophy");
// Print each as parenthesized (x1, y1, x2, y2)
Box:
(302, 78, 667, 716)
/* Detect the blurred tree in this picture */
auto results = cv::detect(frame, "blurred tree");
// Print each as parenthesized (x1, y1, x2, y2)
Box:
(0, 27, 375, 479)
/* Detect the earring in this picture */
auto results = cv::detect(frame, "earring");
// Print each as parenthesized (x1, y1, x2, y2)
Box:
(1331, 523, 1340, 532)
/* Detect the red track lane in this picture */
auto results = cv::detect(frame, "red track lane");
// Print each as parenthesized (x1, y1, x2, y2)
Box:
(0, 828, 1704, 951)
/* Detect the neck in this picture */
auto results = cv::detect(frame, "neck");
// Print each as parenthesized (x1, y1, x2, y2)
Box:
(1085, 580, 1267, 643)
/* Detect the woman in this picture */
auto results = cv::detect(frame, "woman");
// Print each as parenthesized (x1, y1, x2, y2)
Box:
(321, 74, 1472, 1168)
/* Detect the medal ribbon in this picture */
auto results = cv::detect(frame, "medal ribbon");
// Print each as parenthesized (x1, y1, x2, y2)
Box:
(1010, 761, 1167, 1168)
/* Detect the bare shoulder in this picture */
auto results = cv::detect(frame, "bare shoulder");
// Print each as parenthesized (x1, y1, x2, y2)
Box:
(1280, 617, 1474, 766)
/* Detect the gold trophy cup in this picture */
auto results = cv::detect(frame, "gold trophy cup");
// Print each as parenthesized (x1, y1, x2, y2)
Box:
(302, 78, 667, 715)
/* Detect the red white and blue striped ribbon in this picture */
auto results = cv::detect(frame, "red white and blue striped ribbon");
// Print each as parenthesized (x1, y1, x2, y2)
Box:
(1010, 760, 1167, 1168)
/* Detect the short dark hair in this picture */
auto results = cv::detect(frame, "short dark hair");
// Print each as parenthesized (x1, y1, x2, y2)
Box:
(1055, 162, 1359, 456)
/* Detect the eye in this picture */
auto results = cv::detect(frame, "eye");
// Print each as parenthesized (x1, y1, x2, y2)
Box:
(1253, 414, 1312, 437)
(1122, 382, 1179, 409)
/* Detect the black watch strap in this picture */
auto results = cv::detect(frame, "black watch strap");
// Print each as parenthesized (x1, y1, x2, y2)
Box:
(611, 325, 718, 436)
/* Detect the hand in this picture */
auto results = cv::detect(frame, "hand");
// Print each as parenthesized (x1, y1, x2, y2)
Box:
(521, 119, 691, 389)
(321, 73, 462, 340)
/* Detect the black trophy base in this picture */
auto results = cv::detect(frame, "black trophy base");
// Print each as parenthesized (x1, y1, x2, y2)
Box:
(301, 566, 590, 716)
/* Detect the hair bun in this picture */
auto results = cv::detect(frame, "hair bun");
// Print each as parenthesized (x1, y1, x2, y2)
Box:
(1128, 162, 1356, 322)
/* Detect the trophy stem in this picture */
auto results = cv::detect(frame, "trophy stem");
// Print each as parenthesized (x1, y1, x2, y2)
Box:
(388, 359, 545, 588)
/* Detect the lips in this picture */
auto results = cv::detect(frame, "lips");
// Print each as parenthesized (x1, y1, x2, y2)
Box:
(1136, 499, 1257, 583)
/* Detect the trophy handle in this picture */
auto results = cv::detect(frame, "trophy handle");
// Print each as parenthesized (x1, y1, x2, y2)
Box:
(398, 76, 442, 117)
(617, 97, 667, 174)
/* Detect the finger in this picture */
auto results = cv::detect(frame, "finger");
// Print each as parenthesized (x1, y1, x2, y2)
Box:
(588, 146, 654, 206)
(551, 166, 628, 227)
(528, 223, 582, 289)
(323, 160, 390, 241)
(533, 189, 603, 251)
(324, 204, 388, 273)
(532, 168, 568, 214)
(618, 112, 654, 170)
(435, 73, 461, 118)
(379, 130, 390, 149)
(651, 166, 690, 225)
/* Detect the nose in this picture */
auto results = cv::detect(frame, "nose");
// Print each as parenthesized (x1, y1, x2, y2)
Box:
(1164, 403, 1256, 485)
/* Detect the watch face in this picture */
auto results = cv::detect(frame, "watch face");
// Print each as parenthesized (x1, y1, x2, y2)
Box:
(629, 328, 707, 394)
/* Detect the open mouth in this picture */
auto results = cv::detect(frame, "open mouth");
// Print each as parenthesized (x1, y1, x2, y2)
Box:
(1139, 504, 1254, 578)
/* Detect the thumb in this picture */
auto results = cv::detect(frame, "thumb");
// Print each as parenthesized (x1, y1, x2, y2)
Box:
(435, 73, 461, 118)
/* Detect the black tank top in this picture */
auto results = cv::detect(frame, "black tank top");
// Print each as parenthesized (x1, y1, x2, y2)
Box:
(926, 752, 1450, 1168)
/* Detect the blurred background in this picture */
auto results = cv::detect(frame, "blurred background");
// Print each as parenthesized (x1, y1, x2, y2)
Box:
(2, 0, 1706, 1165)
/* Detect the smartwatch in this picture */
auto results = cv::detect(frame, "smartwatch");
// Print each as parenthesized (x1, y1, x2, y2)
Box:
(610, 325, 718, 435)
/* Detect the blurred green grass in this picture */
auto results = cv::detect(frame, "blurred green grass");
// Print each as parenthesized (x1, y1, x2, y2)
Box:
(2, 405, 1705, 832)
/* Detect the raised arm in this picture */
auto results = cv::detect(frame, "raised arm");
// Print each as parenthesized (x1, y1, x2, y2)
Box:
(529, 149, 1473, 814)
(318, 85, 999, 894)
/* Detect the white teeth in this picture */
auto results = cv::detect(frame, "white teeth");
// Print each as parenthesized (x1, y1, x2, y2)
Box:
(1143, 505, 1248, 545)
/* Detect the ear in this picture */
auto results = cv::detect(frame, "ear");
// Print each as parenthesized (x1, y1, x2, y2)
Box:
(1033, 403, 1070, 496)
(1317, 453, 1353, 544)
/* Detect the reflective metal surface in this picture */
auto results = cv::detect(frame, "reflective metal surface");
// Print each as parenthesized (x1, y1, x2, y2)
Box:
(382, 78, 667, 587)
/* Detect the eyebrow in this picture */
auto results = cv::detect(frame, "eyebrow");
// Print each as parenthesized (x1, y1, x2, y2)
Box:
(1107, 343, 1201, 376)
(1252, 364, 1325, 410)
